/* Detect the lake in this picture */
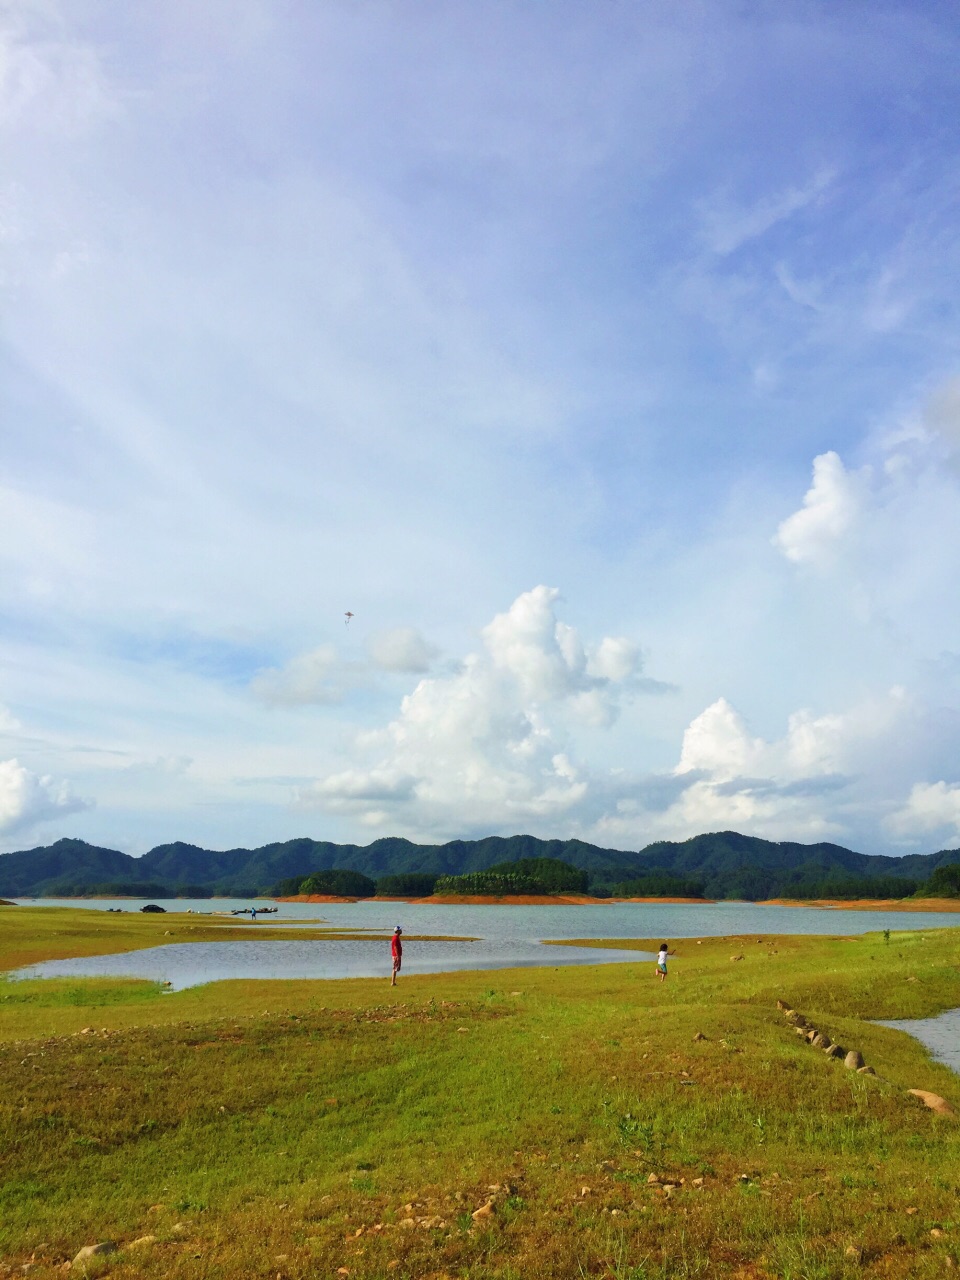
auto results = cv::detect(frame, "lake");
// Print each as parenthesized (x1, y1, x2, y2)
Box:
(11, 896, 960, 992)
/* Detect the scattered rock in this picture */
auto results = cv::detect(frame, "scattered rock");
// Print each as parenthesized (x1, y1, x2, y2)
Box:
(805, 1029, 818, 1042)
(579, 1186, 591, 1197)
(844, 1244, 863, 1263)
(471, 1202, 494, 1220)
(170, 1223, 190, 1236)
(786, 1011, 807, 1028)
(398, 1218, 416, 1231)
(907, 1089, 956, 1116)
(776, 1000, 789, 1010)
(647, 1173, 660, 1184)
(730, 955, 744, 962)
(844, 1051, 865, 1070)
(72, 1243, 116, 1266)
(811, 1033, 831, 1050)
(906, 1207, 918, 1215)
(857, 1066, 877, 1076)
(693, 1032, 706, 1042)
(931, 1228, 945, 1238)
(128, 1236, 157, 1249)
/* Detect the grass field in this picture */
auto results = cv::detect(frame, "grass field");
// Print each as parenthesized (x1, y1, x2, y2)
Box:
(1, 906, 958, 1278)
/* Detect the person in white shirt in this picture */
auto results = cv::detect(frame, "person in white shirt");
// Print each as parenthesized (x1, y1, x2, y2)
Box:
(656, 943, 669, 982)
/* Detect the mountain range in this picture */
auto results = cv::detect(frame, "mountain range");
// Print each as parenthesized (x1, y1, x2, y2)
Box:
(1, 830, 959, 900)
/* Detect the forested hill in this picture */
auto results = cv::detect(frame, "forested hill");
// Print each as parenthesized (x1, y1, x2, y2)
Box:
(1, 830, 959, 899)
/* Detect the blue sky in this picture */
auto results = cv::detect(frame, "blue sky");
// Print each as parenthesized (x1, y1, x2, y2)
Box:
(3, 0, 960, 857)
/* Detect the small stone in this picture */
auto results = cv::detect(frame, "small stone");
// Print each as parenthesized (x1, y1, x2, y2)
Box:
(72, 1243, 116, 1265)
(647, 1173, 660, 1184)
(398, 1218, 416, 1230)
(811, 1033, 831, 1049)
(692, 1177, 704, 1186)
(776, 1000, 789, 1010)
(693, 1032, 706, 1042)
(730, 955, 743, 962)
(471, 1202, 494, 1220)
(805, 1029, 818, 1042)
(128, 1235, 157, 1248)
(170, 1222, 189, 1236)
(825, 1044, 845, 1058)
(845, 1245, 863, 1262)
(931, 1228, 945, 1238)
(579, 1186, 591, 1197)
(906, 1207, 918, 1215)
(844, 1051, 865, 1070)
(907, 1089, 955, 1116)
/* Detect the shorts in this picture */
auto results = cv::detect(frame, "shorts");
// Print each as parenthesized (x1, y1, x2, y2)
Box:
(657, 963, 667, 973)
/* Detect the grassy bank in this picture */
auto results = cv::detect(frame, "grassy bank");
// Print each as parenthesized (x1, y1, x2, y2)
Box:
(1, 906, 959, 1278)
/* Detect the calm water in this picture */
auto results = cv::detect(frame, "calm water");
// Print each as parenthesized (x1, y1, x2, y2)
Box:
(876, 1009, 960, 1075)
(10, 896, 960, 992)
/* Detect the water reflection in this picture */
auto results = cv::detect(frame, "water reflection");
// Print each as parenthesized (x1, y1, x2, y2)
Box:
(14, 937, 648, 990)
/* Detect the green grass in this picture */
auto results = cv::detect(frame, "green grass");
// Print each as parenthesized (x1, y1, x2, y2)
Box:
(0, 906, 958, 1277)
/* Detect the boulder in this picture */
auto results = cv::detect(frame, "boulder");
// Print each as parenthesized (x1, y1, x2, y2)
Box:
(844, 1051, 865, 1070)
(72, 1244, 116, 1266)
(824, 1044, 845, 1059)
(907, 1089, 956, 1116)
(811, 1033, 831, 1050)
(857, 1065, 876, 1076)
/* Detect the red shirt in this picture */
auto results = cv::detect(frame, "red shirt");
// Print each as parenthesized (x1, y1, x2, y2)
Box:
(391, 934, 402, 959)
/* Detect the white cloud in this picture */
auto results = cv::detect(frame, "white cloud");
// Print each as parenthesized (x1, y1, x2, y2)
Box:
(298, 586, 646, 835)
(368, 627, 438, 674)
(250, 645, 369, 706)
(700, 167, 836, 256)
(887, 781, 960, 840)
(0, 757, 90, 836)
(773, 451, 867, 566)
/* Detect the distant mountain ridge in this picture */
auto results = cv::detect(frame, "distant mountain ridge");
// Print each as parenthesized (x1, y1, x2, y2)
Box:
(1, 830, 959, 899)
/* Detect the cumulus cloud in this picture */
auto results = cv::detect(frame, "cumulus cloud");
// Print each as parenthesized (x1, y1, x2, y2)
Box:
(297, 586, 649, 833)
(368, 627, 438, 674)
(887, 781, 960, 841)
(773, 451, 867, 565)
(0, 757, 90, 837)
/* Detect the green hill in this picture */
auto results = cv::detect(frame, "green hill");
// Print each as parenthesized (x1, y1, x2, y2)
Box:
(1, 830, 958, 900)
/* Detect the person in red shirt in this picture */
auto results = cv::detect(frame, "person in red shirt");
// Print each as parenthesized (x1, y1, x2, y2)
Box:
(391, 926, 402, 986)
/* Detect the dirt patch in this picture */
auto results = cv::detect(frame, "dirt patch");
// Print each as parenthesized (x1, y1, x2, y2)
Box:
(761, 897, 960, 912)
(612, 896, 716, 904)
(410, 893, 605, 905)
(273, 894, 365, 903)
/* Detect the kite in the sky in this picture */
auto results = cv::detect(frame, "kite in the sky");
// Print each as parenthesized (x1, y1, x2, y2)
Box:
(344, 612, 354, 625)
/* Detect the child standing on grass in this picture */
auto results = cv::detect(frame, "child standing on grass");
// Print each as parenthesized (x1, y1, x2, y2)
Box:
(391, 925, 402, 986)
(656, 942, 668, 982)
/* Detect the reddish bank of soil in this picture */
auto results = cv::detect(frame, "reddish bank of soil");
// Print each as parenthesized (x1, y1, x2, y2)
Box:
(614, 896, 715, 904)
(411, 893, 604, 905)
(274, 894, 365, 903)
(275, 893, 717, 906)
(761, 897, 960, 912)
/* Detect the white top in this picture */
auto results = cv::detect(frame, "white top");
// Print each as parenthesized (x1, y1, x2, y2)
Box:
(658, 947, 668, 963)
